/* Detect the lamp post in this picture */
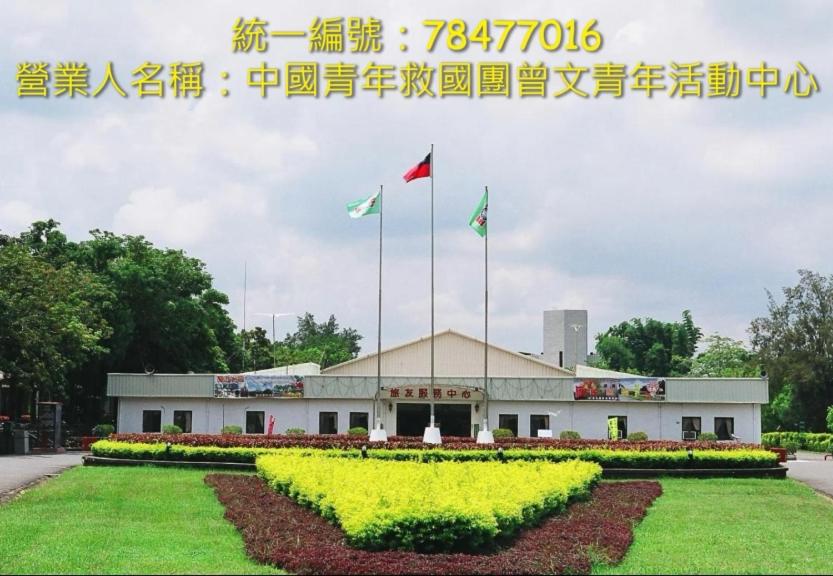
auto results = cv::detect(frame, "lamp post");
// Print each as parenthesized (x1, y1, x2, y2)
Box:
(253, 312, 296, 369)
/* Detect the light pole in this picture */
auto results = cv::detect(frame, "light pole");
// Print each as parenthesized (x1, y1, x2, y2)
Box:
(569, 323, 584, 369)
(253, 312, 296, 369)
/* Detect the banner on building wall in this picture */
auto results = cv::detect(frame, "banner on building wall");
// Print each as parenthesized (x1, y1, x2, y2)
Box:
(573, 378, 666, 401)
(380, 385, 485, 402)
(214, 374, 305, 398)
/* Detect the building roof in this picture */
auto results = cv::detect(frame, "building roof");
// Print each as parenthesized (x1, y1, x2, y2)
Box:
(574, 364, 646, 379)
(243, 363, 320, 376)
(322, 329, 575, 378)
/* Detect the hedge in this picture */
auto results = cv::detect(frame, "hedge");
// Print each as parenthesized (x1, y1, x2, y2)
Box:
(257, 452, 601, 552)
(108, 432, 763, 452)
(92, 441, 778, 469)
(762, 432, 833, 452)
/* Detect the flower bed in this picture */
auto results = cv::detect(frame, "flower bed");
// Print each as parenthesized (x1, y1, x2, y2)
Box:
(256, 452, 600, 552)
(91, 440, 778, 468)
(109, 432, 763, 451)
(206, 473, 662, 574)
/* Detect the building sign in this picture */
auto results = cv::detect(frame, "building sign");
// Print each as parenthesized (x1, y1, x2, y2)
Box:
(573, 378, 666, 401)
(380, 385, 484, 402)
(214, 374, 304, 398)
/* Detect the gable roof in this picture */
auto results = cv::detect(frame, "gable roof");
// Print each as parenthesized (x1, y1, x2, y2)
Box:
(322, 329, 574, 377)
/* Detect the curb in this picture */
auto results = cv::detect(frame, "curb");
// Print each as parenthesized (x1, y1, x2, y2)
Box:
(602, 466, 787, 478)
(82, 455, 256, 470)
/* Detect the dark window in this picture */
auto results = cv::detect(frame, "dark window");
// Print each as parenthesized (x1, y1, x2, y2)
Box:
(530, 414, 550, 436)
(319, 412, 338, 435)
(498, 414, 518, 437)
(142, 410, 161, 433)
(682, 417, 701, 441)
(715, 417, 734, 441)
(173, 410, 192, 433)
(608, 416, 627, 439)
(246, 411, 265, 434)
(559, 351, 564, 367)
(349, 412, 369, 430)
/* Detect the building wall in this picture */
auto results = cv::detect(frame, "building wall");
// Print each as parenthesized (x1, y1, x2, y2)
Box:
(543, 310, 588, 370)
(116, 397, 761, 442)
(485, 401, 762, 442)
(117, 397, 374, 435)
(323, 331, 571, 377)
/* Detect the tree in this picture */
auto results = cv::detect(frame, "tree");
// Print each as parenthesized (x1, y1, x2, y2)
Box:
(690, 334, 760, 378)
(0, 244, 113, 417)
(594, 310, 702, 376)
(750, 270, 833, 431)
(282, 313, 361, 368)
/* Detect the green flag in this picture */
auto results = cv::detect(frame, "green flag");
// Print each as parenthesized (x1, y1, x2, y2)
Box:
(468, 190, 488, 237)
(346, 190, 381, 219)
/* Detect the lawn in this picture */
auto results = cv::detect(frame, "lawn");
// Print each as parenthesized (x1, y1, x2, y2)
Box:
(0, 466, 280, 575)
(595, 478, 833, 574)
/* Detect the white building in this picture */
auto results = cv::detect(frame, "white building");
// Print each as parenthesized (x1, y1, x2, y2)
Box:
(108, 311, 767, 442)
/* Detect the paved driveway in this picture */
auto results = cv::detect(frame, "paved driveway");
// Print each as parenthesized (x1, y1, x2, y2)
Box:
(787, 450, 833, 498)
(0, 452, 85, 495)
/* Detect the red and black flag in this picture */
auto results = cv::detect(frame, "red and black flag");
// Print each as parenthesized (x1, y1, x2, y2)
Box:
(403, 152, 431, 182)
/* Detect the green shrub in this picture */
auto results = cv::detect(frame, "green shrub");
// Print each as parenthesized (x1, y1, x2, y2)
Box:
(560, 430, 581, 440)
(91, 441, 778, 469)
(784, 440, 801, 455)
(627, 432, 648, 441)
(761, 432, 833, 452)
(347, 427, 368, 436)
(827, 406, 833, 433)
(92, 424, 115, 437)
(162, 424, 182, 434)
(220, 425, 242, 435)
(285, 428, 305, 435)
(492, 428, 514, 438)
(699, 432, 719, 441)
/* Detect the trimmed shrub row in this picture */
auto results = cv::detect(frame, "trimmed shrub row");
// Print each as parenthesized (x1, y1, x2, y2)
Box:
(91, 440, 778, 469)
(108, 432, 763, 452)
(762, 432, 833, 452)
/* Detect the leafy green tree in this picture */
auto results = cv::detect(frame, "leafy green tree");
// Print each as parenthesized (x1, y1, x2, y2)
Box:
(282, 313, 361, 368)
(690, 334, 760, 377)
(751, 270, 833, 431)
(594, 310, 702, 376)
(0, 243, 113, 417)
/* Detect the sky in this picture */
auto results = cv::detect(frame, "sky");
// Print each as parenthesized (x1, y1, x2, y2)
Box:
(1, 0, 832, 357)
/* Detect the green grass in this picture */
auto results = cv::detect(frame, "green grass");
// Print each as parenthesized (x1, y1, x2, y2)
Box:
(595, 478, 833, 574)
(0, 466, 281, 574)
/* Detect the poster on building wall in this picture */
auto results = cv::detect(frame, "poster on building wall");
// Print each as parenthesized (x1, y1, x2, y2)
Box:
(214, 374, 304, 398)
(573, 378, 666, 401)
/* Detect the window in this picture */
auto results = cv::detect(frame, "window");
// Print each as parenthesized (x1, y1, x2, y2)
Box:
(349, 412, 369, 430)
(173, 410, 192, 433)
(498, 414, 518, 437)
(530, 414, 550, 436)
(319, 412, 338, 435)
(142, 410, 161, 433)
(608, 416, 627, 439)
(246, 411, 265, 434)
(681, 416, 701, 441)
(715, 417, 734, 441)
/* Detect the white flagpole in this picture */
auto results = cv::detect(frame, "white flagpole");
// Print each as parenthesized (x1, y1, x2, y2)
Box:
(370, 185, 388, 441)
(423, 144, 441, 444)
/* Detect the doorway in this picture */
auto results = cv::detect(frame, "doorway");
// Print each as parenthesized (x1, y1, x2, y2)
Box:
(395, 403, 472, 437)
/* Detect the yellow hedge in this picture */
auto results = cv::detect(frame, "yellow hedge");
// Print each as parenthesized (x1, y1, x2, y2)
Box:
(256, 452, 600, 552)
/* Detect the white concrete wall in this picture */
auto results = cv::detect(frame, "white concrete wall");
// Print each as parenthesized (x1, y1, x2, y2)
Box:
(116, 397, 761, 442)
(485, 401, 762, 442)
(117, 397, 374, 435)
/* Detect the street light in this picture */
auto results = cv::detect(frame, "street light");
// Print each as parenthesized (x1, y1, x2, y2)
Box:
(253, 312, 296, 368)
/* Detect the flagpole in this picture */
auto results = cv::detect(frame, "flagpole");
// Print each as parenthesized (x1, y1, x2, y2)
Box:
(484, 185, 489, 429)
(242, 260, 247, 372)
(376, 184, 383, 432)
(430, 143, 435, 431)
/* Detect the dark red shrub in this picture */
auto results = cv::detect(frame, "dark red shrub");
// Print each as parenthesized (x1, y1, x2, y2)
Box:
(205, 474, 662, 575)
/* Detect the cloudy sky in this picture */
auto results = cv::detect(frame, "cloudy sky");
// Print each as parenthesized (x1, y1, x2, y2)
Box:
(1, 0, 831, 356)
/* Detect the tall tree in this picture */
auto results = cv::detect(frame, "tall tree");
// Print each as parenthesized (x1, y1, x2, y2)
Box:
(751, 270, 833, 431)
(594, 310, 702, 376)
(690, 334, 760, 378)
(282, 313, 361, 368)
